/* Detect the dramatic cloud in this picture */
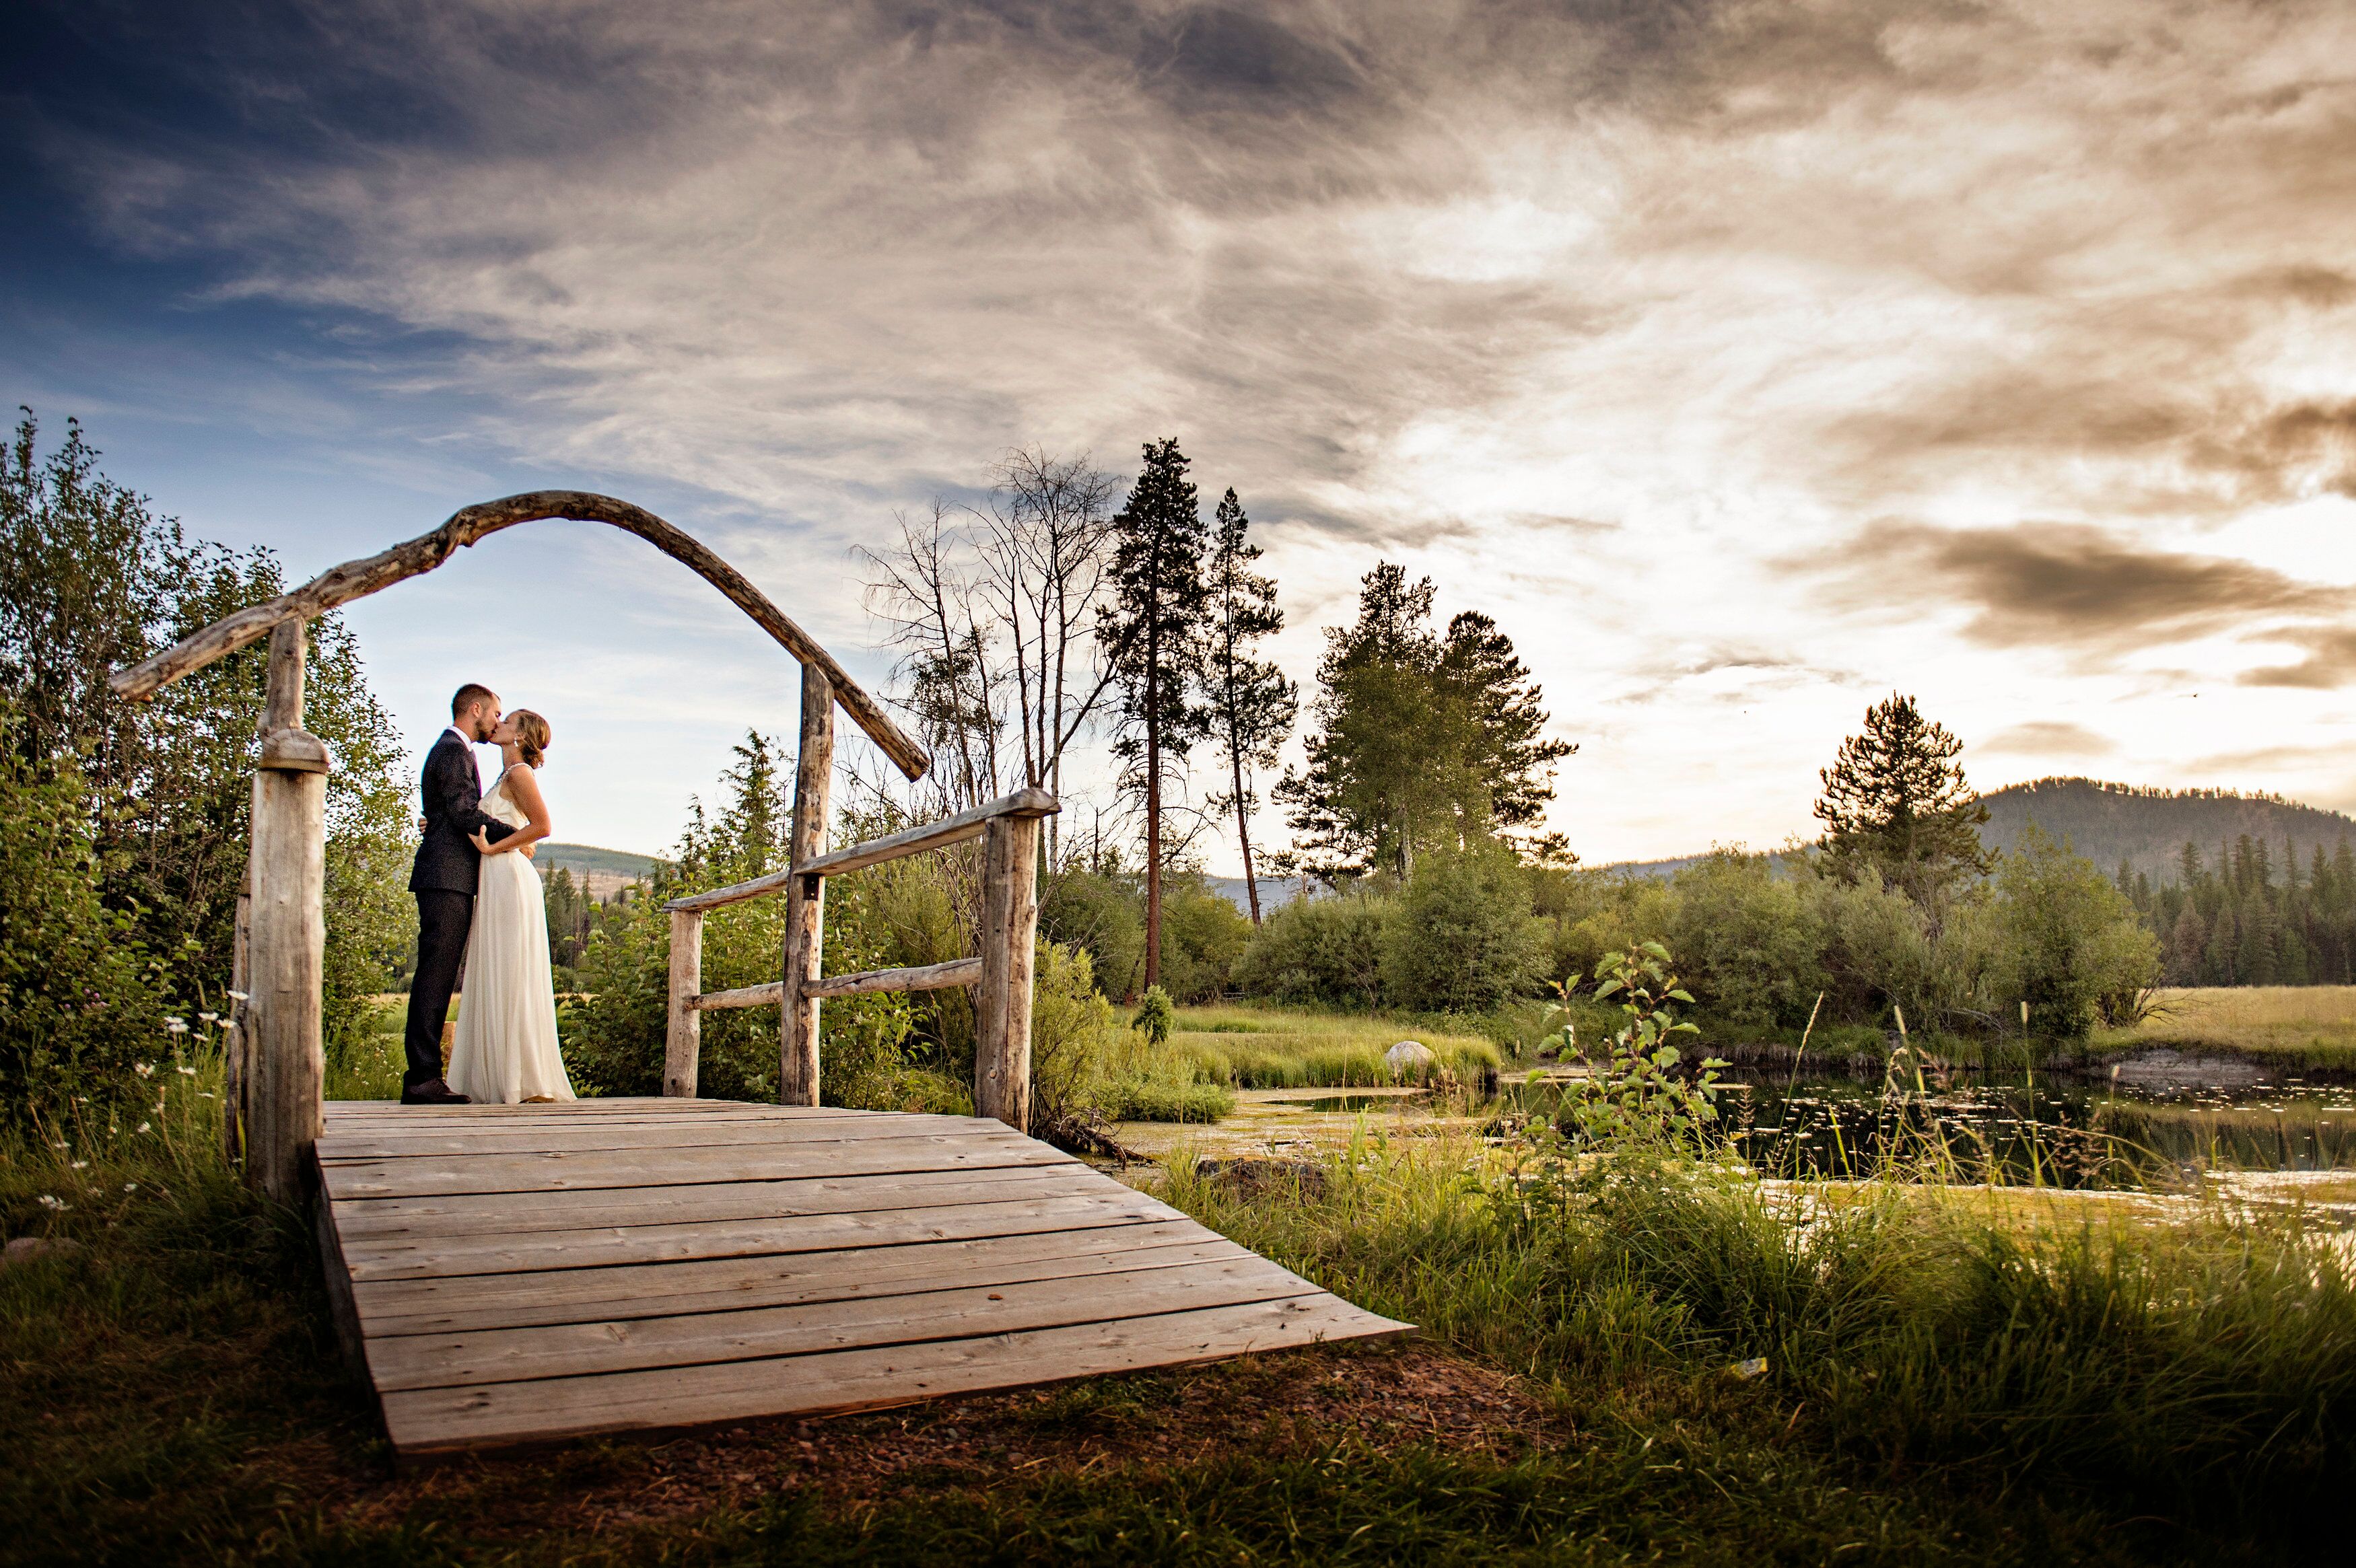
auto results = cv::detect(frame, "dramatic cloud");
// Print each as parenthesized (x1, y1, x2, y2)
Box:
(1798, 520, 2353, 669)
(7, 0, 2356, 859)
(1982, 721, 2118, 758)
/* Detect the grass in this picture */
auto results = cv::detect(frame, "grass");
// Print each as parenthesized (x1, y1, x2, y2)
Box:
(1160, 1003, 1503, 1089)
(2092, 986, 2356, 1069)
(7, 1032, 2352, 1561)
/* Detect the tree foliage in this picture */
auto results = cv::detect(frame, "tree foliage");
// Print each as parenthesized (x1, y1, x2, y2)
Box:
(1813, 693, 1992, 903)
(0, 410, 414, 1079)
(1200, 487, 1294, 923)
(1278, 563, 1571, 877)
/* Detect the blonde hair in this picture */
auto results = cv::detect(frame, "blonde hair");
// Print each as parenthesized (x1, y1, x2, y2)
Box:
(510, 710, 551, 770)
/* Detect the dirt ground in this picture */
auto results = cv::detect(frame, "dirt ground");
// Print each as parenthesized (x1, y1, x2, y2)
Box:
(320, 1342, 1555, 1542)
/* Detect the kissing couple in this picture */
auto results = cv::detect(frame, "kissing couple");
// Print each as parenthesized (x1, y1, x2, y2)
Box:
(399, 682, 578, 1106)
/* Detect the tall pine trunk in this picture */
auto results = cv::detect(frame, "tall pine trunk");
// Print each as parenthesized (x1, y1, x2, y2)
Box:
(1144, 615, 1163, 991)
(1231, 736, 1260, 925)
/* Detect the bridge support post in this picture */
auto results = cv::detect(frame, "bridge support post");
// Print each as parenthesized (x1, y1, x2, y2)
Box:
(664, 908, 703, 1096)
(975, 812, 1041, 1132)
(245, 621, 331, 1202)
(780, 666, 833, 1106)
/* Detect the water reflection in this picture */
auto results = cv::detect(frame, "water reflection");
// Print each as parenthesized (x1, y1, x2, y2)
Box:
(1492, 1069, 2356, 1187)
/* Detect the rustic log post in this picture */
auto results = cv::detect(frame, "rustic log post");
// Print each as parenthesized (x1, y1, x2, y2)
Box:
(664, 908, 704, 1097)
(779, 666, 834, 1106)
(219, 890, 251, 1167)
(245, 620, 330, 1202)
(974, 812, 1042, 1132)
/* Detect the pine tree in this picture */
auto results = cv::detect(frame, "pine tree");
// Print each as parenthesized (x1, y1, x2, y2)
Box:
(1200, 488, 1295, 925)
(1277, 563, 1570, 876)
(1101, 439, 1208, 989)
(1812, 694, 1993, 903)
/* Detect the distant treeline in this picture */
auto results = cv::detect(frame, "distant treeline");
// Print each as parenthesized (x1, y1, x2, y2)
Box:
(2124, 834, 2356, 987)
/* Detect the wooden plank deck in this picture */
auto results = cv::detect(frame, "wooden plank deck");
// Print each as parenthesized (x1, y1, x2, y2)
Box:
(314, 1098, 1410, 1460)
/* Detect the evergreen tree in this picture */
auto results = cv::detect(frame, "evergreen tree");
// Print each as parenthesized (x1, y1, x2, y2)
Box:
(1199, 488, 1295, 925)
(1812, 693, 1993, 904)
(1277, 563, 1570, 877)
(1100, 439, 1208, 989)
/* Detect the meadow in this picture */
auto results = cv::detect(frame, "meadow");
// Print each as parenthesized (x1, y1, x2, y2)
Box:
(2092, 985, 2356, 1069)
(7, 1019, 2354, 1565)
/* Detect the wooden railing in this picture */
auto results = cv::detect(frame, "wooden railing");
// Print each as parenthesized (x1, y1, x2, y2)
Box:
(662, 775, 1058, 1131)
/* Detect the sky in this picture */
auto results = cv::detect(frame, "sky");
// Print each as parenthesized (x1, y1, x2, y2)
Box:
(4, 0, 2353, 867)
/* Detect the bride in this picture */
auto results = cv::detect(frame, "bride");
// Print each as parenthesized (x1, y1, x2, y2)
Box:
(449, 709, 576, 1104)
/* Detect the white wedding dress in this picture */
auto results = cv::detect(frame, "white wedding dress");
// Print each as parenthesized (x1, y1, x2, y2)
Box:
(448, 769, 576, 1104)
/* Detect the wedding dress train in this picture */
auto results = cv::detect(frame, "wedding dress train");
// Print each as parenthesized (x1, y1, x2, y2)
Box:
(448, 769, 576, 1104)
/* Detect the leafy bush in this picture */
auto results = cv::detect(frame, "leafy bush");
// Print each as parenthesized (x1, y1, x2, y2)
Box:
(1231, 888, 1393, 1005)
(1381, 843, 1546, 1012)
(0, 728, 170, 1118)
(1662, 852, 1824, 1028)
(1995, 824, 2162, 1037)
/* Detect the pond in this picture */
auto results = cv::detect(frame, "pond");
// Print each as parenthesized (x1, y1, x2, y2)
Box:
(1115, 1060, 2356, 1191)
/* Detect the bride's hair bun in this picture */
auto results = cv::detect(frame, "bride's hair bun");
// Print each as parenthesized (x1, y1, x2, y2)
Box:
(512, 710, 551, 769)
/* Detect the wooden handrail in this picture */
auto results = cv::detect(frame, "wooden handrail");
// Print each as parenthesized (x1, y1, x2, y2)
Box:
(690, 956, 982, 1011)
(664, 786, 1059, 913)
(105, 490, 930, 782)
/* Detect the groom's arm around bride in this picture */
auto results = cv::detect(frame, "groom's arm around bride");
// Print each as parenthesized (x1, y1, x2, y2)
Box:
(400, 683, 515, 1104)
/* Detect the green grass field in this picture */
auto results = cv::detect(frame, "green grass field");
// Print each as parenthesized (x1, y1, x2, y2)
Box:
(5, 1055, 2349, 1563)
(2093, 986, 2356, 1069)
(1159, 1003, 1503, 1088)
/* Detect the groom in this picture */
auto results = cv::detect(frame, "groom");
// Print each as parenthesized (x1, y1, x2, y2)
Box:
(401, 683, 517, 1106)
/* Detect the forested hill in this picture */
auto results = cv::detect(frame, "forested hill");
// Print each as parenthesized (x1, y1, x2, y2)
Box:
(1982, 779, 2356, 884)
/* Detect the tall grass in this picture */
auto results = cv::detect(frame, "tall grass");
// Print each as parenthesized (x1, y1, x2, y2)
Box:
(1169, 1129, 2356, 1532)
(1163, 1004, 1502, 1089)
(2093, 985, 2356, 1069)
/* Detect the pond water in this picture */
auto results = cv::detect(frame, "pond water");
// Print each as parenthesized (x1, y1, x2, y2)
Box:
(1257, 1064, 2356, 1188)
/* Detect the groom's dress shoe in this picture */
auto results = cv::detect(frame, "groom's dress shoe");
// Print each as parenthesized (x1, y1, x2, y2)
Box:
(401, 1079, 473, 1106)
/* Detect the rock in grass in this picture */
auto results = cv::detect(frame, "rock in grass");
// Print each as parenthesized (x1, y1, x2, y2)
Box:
(1385, 1040, 1438, 1078)
(3, 1236, 83, 1267)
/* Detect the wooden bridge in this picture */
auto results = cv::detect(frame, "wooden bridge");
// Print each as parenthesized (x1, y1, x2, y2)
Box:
(114, 491, 1408, 1459)
(314, 1098, 1406, 1460)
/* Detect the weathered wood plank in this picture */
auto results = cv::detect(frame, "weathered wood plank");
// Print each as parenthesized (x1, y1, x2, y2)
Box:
(317, 1112, 980, 1161)
(337, 1187, 1180, 1281)
(664, 908, 702, 1096)
(660, 787, 1059, 913)
(690, 980, 782, 1011)
(974, 813, 1040, 1132)
(369, 1254, 1325, 1392)
(246, 619, 328, 1203)
(318, 1135, 1075, 1201)
(805, 956, 981, 1000)
(351, 1221, 1233, 1338)
(107, 491, 931, 781)
(382, 1295, 1411, 1453)
(780, 666, 833, 1106)
(329, 1163, 1099, 1242)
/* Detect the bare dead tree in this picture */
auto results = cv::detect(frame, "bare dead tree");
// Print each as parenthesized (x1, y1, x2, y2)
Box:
(856, 501, 1003, 812)
(973, 446, 1123, 864)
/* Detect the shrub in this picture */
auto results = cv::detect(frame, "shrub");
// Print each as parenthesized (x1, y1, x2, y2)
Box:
(1232, 888, 1393, 1005)
(1663, 851, 1824, 1028)
(1030, 941, 1120, 1129)
(0, 731, 170, 1118)
(1381, 843, 1546, 1012)
(1994, 824, 2161, 1038)
(1157, 878, 1253, 1001)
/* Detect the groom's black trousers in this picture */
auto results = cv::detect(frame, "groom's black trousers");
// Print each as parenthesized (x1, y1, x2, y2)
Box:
(405, 890, 474, 1088)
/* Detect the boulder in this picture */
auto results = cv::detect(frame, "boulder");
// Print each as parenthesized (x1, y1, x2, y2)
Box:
(3, 1236, 83, 1267)
(1385, 1039, 1438, 1079)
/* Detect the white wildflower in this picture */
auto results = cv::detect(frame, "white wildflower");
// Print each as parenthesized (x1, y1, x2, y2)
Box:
(70, 1160, 88, 1170)
(164, 1016, 188, 1034)
(226, 990, 249, 1003)
(136, 1122, 151, 1134)
(124, 1182, 137, 1192)
(36, 1195, 65, 1211)
(198, 1011, 219, 1024)
(176, 1065, 197, 1076)
(134, 1062, 154, 1078)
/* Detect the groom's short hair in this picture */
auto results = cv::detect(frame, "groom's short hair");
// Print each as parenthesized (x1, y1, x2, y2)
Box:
(451, 683, 498, 718)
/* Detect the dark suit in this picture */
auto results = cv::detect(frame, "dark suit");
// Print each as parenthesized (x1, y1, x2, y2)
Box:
(403, 730, 514, 1088)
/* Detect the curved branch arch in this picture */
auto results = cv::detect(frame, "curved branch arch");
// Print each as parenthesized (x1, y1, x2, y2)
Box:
(107, 490, 930, 781)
